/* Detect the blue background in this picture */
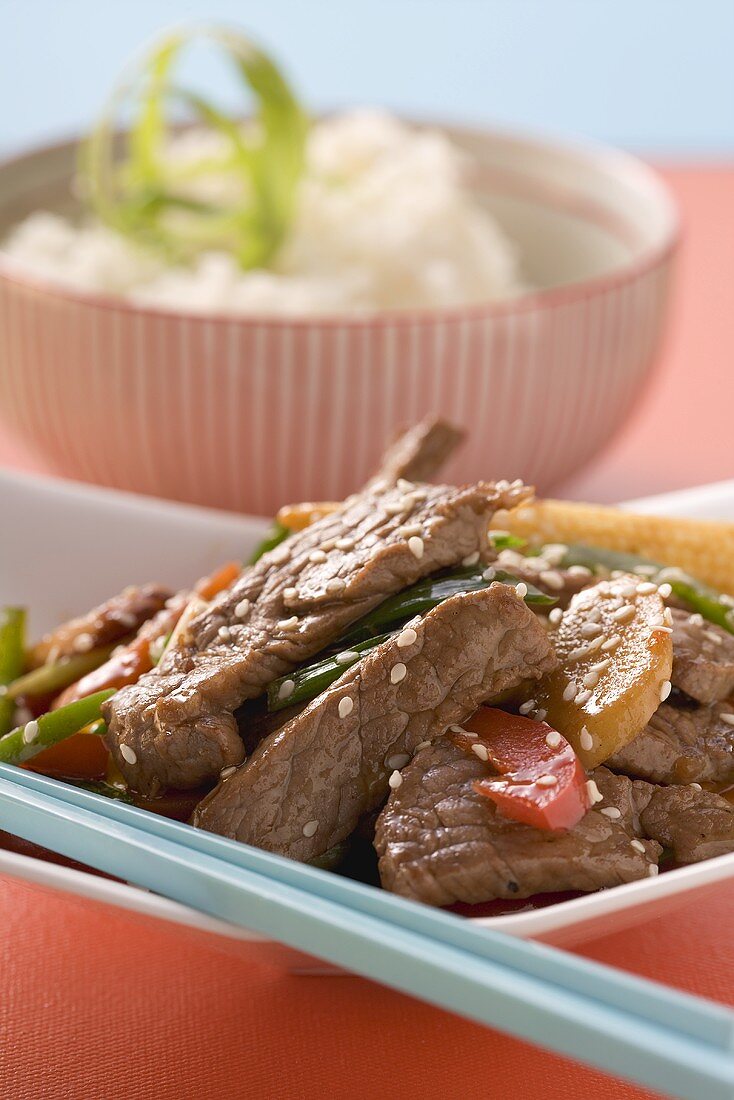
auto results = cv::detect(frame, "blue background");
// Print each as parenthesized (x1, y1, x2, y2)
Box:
(2, 0, 734, 158)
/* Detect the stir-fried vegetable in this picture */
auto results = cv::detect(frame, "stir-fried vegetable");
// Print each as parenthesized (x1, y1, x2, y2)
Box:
(268, 567, 555, 711)
(560, 544, 734, 636)
(451, 707, 590, 832)
(0, 608, 25, 737)
(6, 644, 116, 702)
(0, 690, 114, 766)
(81, 26, 308, 270)
(338, 566, 556, 647)
(26, 720, 110, 780)
(249, 521, 290, 564)
(70, 780, 135, 804)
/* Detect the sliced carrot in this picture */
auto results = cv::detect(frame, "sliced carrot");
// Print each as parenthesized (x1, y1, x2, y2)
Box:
(195, 561, 240, 600)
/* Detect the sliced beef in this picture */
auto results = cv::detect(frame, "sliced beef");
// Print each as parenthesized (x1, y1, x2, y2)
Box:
(608, 698, 734, 785)
(368, 417, 465, 487)
(671, 608, 734, 703)
(492, 548, 591, 609)
(375, 744, 660, 907)
(193, 584, 557, 860)
(105, 479, 531, 795)
(635, 783, 734, 863)
(28, 584, 172, 669)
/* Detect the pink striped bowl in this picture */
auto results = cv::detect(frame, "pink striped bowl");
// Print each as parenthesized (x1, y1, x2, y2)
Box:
(0, 124, 678, 514)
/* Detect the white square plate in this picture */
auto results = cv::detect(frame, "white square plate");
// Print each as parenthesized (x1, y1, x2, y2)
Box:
(0, 469, 732, 962)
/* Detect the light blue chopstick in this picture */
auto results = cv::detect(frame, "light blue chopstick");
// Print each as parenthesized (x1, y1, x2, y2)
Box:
(0, 766, 732, 1100)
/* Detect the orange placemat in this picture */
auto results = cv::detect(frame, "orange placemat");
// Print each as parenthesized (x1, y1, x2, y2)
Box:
(1, 165, 733, 1100)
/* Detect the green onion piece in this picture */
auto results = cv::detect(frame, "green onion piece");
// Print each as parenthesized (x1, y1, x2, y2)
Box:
(249, 521, 290, 564)
(0, 608, 26, 737)
(0, 690, 115, 766)
(488, 532, 527, 551)
(308, 841, 351, 871)
(70, 779, 135, 804)
(81, 26, 308, 270)
(338, 566, 556, 648)
(559, 543, 734, 635)
(268, 633, 392, 713)
(6, 644, 116, 701)
(267, 567, 556, 713)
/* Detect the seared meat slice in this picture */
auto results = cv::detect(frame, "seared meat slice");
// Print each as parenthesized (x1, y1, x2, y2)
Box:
(105, 479, 531, 795)
(491, 548, 591, 609)
(636, 783, 734, 863)
(608, 698, 734, 785)
(368, 417, 465, 487)
(193, 585, 556, 860)
(375, 744, 660, 907)
(28, 584, 172, 668)
(671, 608, 734, 703)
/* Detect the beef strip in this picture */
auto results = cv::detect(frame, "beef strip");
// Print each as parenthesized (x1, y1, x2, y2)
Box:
(28, 584, 172, 668)
(104, 479, 532, 795)
(368, 417, 465, 488)
(608, 698, 734, 785)
(491, 548, 591, 609)
(375, 744, 660, 907)
(193, 584, 557, 860)
(634, 782, 734, 863)
(670, 608, 734, 703)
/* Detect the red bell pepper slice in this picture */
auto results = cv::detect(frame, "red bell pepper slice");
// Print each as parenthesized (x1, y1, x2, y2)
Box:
(450, 706, 590, 832)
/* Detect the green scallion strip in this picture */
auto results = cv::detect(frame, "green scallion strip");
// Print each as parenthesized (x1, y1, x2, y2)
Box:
(559, 543, 734, 635)
(0, 607, 26, 737)
(267, 567, 556, 712)
(6, 644, 116, 701)
(0, 690, 115, 766)
(249, 521, 290, 564)
(70, 779, 135, 804)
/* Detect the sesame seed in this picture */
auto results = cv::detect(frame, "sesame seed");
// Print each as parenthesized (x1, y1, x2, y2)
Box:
(283, 586, 298, 601)
(549, 608, 563, 625)
(648, 864, 659, 877)
(449, 724, 473, 736)
(396, 478, 415, 493)
(387, 752, 411, 771)
(336, 538, 354, 551)
(390, 663, 407, 685)
(590, 658, 612, 674)
(74, 633, 94, 653)
(579, 726, 594, 751)
(22, 720, 39, 745)
(388, 770, 403, 790)
(612, 605, 635, 624)
(636, 582, 657, 595)
(325, 578, 345, 594)
(601, 634, 622, 652)
(218, 626, 231, 642)
(336, 650, 359, 664)
(471, 743, 489, 761)
(689, 612, 704, 626)
(634, 564, 658, 577)
(540, 570, 565, 591)
(567, 565, 592, 578)
(270, 545, 290, 564)
(659, 680, 672, 702)
(519, 699, 536, 715)
(586, 779, 603, 805)
(658, 583, 672, 599)
(654, 626, 673, 635)
(120, 744, 137, 765)
(567, 645, 592, 663)
(719, 713, 734, 726)
(335, 695, 355, 720)
(580, 622, 603, 639)
(706, 630, 724, 645)
(542, 543, 568, 565)
(689, 782, 703, 790)
(385, 498, 410, 516)
(0, 686, 6, 698)
(631, 838, 646, 853)
(600, 806, 622, 819)
(397, 627, 417, 648)
(575, 689, 593, 706)
(408, 536, 424, 560)
(278, 616, 299, 632)
(545, 730, 562, 749)
(619, 585, 637, 599)
(320, 539, 336, 551)
(536, 774, 557, 788)
(515, 582, 528, 599)
(663, 608, 674, 627)
(220, 766, 237, 780)
(302, 820, 319, 838)
(562, 681, 578, 702)
(534, 708, 547, 722)
(482, 567, 497, 582)
(582, 670, 600, 689)
(414, 740, 431, 752)
(309, 550, 327, 564)
(399, 523, 422, 538)
(278, 679, 295, 701)
(235, 598, 251, 618)
(495, 479, 510, 492)
(462, 551, 480, 567)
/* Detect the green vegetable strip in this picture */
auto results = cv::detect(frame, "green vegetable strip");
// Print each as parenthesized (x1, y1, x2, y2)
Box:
(268, 633, 392, 712)
(5, 644, 116, 701)
(70, 779, 134, 804)
(248, 521, 290, 564)
(337, 567, 556, 647)
(0, 690, 115, 766)
(267, 568, 556, 712)
(0, 608, 25, 737)
(560, 543, 734, 635)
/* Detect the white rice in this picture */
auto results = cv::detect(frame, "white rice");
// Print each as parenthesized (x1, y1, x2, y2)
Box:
(2, 110, 523, 316)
